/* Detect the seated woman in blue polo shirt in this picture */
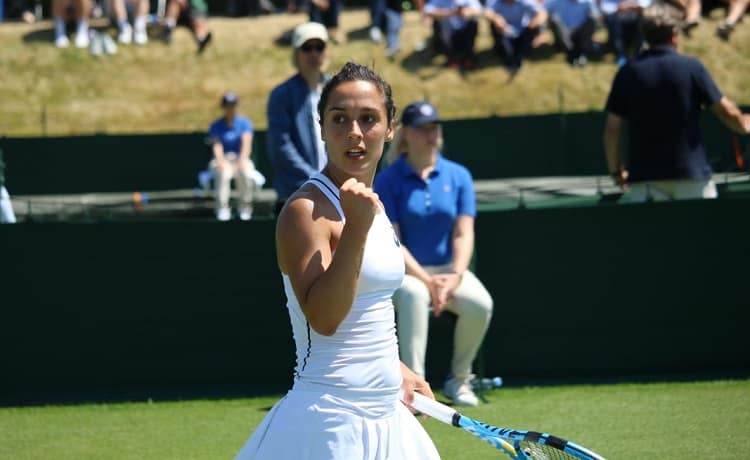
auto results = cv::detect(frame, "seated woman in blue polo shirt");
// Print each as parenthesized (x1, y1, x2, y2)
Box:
(208, 91, 256, 221)
(374, 101, 493, 407)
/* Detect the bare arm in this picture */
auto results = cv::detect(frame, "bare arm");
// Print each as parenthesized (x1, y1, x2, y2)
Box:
(450, 215, 474, 276)
(429, 215, 474, 308)
(711, 96, 750, 135)
(603, 113, 628, 187)
(240, 132, 252, 162)
(484, 9, 508, 29)
(212, 139, 225, 170)
(528, 9, 548, 29)
(276, 181, 377, 336)
(425, 5, 460, 19)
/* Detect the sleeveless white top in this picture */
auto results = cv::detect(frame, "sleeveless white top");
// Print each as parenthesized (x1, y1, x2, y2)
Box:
(281, 173, 406, 417)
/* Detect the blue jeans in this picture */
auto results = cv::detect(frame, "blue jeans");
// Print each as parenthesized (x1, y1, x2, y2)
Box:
(370, 0, 386, 29)
(309, 0, 340, 28)
(491, 25, 539, 69)
(385, 8, 402, 51)
(604, 12, 642, 58)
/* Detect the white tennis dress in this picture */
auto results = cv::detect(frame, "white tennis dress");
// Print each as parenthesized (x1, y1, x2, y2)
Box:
(235, 173, 441, 460)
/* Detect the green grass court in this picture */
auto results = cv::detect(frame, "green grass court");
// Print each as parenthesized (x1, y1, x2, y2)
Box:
(2, 379, 748, 459)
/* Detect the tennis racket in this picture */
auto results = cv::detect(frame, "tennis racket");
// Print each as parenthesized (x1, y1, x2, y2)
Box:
(404, 391, 606, 460)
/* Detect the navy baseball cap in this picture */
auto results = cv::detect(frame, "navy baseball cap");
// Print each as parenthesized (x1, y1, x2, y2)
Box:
(221, 91, 239, 106)
(401, 101, 441, 127)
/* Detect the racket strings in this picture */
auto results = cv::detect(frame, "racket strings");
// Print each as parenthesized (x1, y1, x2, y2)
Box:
(519, 441, 581, 460)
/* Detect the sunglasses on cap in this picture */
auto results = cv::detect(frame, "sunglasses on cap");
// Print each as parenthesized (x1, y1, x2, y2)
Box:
(299, 42, 326, 53)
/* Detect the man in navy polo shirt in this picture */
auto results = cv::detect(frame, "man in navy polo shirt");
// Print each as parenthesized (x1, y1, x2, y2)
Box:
(603, 3, 750, 202)
(375, 102, 493, 407)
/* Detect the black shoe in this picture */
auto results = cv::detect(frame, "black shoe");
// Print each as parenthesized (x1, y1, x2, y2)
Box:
(717, 21, 734, 41)
(682, 20, 699, 37)
(161, 26, 173, 45)
(197, 31, 212, 54)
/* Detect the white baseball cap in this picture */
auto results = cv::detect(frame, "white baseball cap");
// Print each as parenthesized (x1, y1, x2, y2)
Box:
(292, 22, 329, 49)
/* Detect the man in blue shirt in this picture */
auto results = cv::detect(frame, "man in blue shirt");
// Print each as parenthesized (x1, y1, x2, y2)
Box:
(267, 22, 330, 215)
(604, 3, 750, 202)
(545, 0, 599, 66)
(484, 0, 547, 75)
(600, 0, 650, 67)
(208, 91, 256, 221)
(375, 101, 493, 407)
(423, 0, 483, 70)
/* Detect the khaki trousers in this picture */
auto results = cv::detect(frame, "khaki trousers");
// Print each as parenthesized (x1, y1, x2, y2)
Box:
(394, 265, 493, 381)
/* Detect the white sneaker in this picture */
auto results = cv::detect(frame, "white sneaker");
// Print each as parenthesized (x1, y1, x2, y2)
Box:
(101, 33, 118, 55)
(238, 207, 252, 221)
(369, 26, 382, 44)
(444, 375, 480, 407)
(118, 25, 133, 44)
(88, 32, 103, 56)
(134, 29, 148, 45)
(74, 32, 90, 48)
(55, 35, 70, 48)
(216, 207, 231, 222)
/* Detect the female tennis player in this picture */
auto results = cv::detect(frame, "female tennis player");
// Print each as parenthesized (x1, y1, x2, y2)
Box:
(234, 62, 441, 460)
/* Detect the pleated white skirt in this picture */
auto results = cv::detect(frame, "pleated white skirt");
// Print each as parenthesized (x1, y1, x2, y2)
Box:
(234, 389, 441, 460)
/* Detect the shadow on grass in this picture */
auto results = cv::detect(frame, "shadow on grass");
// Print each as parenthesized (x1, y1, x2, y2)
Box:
(345, 25, 372, 43)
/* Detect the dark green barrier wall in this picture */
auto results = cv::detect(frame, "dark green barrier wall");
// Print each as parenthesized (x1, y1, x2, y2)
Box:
(2, 110, 744, 195)
(472, 198, 750, 380)
(1, 220, 292, 404)
(2, 198, 749, 405)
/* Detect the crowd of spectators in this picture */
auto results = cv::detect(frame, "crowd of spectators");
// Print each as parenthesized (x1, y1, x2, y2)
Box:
(1, 0, 745, 65)
(0, 1, 746, 222)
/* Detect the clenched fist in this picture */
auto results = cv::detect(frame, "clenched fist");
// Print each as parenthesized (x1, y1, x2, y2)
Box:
(340, 178, 380, 233)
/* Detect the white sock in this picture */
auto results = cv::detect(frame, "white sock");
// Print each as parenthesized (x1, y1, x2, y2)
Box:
(76, 19, 89, 37)
(134, 15, 147, 33)
(54, 18, 66, 39)
(165, 18, 176, 29)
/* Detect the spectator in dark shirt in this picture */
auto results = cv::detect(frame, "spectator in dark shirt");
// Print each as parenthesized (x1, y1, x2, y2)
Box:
(603, 3, 750, 202)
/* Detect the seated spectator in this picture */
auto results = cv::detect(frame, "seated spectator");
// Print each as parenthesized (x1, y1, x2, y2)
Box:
(545, 0, 599, 66)
(374, 101, 494, 407)
(423, 0, 484, 70)
(369, 0, 406, 58)
(6, 0, 39, 23)
(226, 0, 275, 16)
(208, 92, 257, 221)
(485, 0, 548, 74)
(52, 0, 92, 48)
(717, 0, 749, 40)
(0, 149, 16, 224)
(161, 0, 213, 54)
(110, 0, 149, 45)
(309, 0, 342, 43)
(600, 0, 651, 67)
